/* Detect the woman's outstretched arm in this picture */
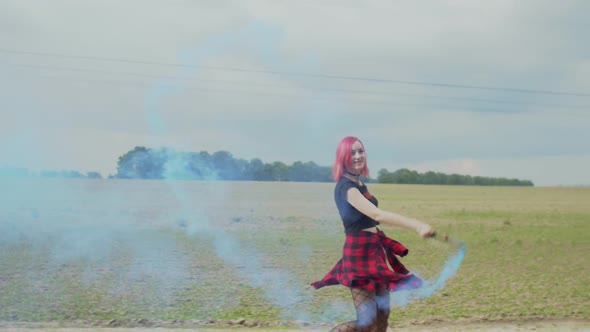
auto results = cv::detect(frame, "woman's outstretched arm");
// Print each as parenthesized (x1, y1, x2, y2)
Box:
(346, 187, 435, 238)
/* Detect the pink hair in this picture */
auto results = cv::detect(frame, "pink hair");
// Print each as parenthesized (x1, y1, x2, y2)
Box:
(332, 136, 369, 181)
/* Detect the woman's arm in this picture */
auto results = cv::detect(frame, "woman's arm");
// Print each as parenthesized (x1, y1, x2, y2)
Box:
(346, 187, 435, 238)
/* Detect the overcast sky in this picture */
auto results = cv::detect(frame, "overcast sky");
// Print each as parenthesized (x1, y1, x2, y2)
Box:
(1, 1, 588, 186)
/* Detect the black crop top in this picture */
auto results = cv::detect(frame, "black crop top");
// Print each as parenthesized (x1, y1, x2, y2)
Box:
(334, 177, 380, 234)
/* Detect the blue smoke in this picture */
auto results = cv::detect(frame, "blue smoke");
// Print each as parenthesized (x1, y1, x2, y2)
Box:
(0, 178, 191, 307)
(141, 20, 469, 322)
(392, 243, 467, 307)
(0, 19, 467, 325)
(141, 21, 318, 321)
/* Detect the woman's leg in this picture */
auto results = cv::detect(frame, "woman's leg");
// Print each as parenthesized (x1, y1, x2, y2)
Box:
(374, 284, 391, 332)
(329, 288, 378, 332)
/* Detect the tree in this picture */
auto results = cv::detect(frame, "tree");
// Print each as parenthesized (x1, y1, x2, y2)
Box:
(188, 151, 217, 180)
(391, 168, 419, 184)
(211, 151, 238, 180)
(248, 158, 265, 181)
(377, 168, 395, 183)
(270, 161, 289, 181)
(289, 161, 307, 181)
(116, 146, 164, 179)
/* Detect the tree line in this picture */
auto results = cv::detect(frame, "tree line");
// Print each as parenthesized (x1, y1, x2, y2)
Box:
(115, 146, 333, 182)
(0, 146, 534, 186)
(114, 146, 534, 186)
(0, 166, 102, 179)
(377, 168, 533, 186)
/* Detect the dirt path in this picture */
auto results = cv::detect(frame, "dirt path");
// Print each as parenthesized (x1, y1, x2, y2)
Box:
(1, 320, 589, 332)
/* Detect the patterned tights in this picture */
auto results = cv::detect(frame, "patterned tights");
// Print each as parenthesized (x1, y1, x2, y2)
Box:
(329, 285, 391, 332)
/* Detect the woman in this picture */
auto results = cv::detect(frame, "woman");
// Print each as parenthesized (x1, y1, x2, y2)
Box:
(311, 136, 435, 332)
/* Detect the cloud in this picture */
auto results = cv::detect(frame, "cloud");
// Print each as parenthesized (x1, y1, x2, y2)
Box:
(0, 0, 588, 185)
(407, 158, 482, 177)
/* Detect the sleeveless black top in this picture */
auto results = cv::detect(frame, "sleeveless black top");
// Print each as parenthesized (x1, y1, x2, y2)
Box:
(334, 177, 380, 234)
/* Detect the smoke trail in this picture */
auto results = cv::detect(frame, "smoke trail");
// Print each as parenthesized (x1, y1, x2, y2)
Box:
(0, 19, 468, 323)
(140, 22, 322, 322)
(139, 21, 471, 323)
(0, 177, 194, 319)
(391, 243, 467, 307)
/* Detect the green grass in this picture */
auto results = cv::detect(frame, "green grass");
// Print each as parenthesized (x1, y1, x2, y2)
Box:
(0, 181, 589, 325)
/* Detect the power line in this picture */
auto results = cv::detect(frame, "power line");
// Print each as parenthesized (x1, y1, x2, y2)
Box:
(3, 66, 587, 116)
(1, 48, 589, 97)
(3, 62, 589, 112)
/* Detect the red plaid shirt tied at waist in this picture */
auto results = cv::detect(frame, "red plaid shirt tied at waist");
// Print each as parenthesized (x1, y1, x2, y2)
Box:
(311, 229, 422, 292)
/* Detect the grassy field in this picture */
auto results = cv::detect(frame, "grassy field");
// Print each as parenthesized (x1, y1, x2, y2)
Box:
(0, 179, 588, 327)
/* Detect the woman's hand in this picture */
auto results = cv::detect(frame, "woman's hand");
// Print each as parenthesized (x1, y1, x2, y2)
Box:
(416, 223, 436, 238)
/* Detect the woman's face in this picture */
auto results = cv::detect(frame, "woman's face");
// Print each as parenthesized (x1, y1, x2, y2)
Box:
(350, 140, 366, 173)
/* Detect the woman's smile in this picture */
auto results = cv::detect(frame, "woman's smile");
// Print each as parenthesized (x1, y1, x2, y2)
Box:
(350, 140, 366, 173)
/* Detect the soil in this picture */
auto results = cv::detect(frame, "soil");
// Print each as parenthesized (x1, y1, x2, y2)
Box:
(0, 319, 588, 332)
